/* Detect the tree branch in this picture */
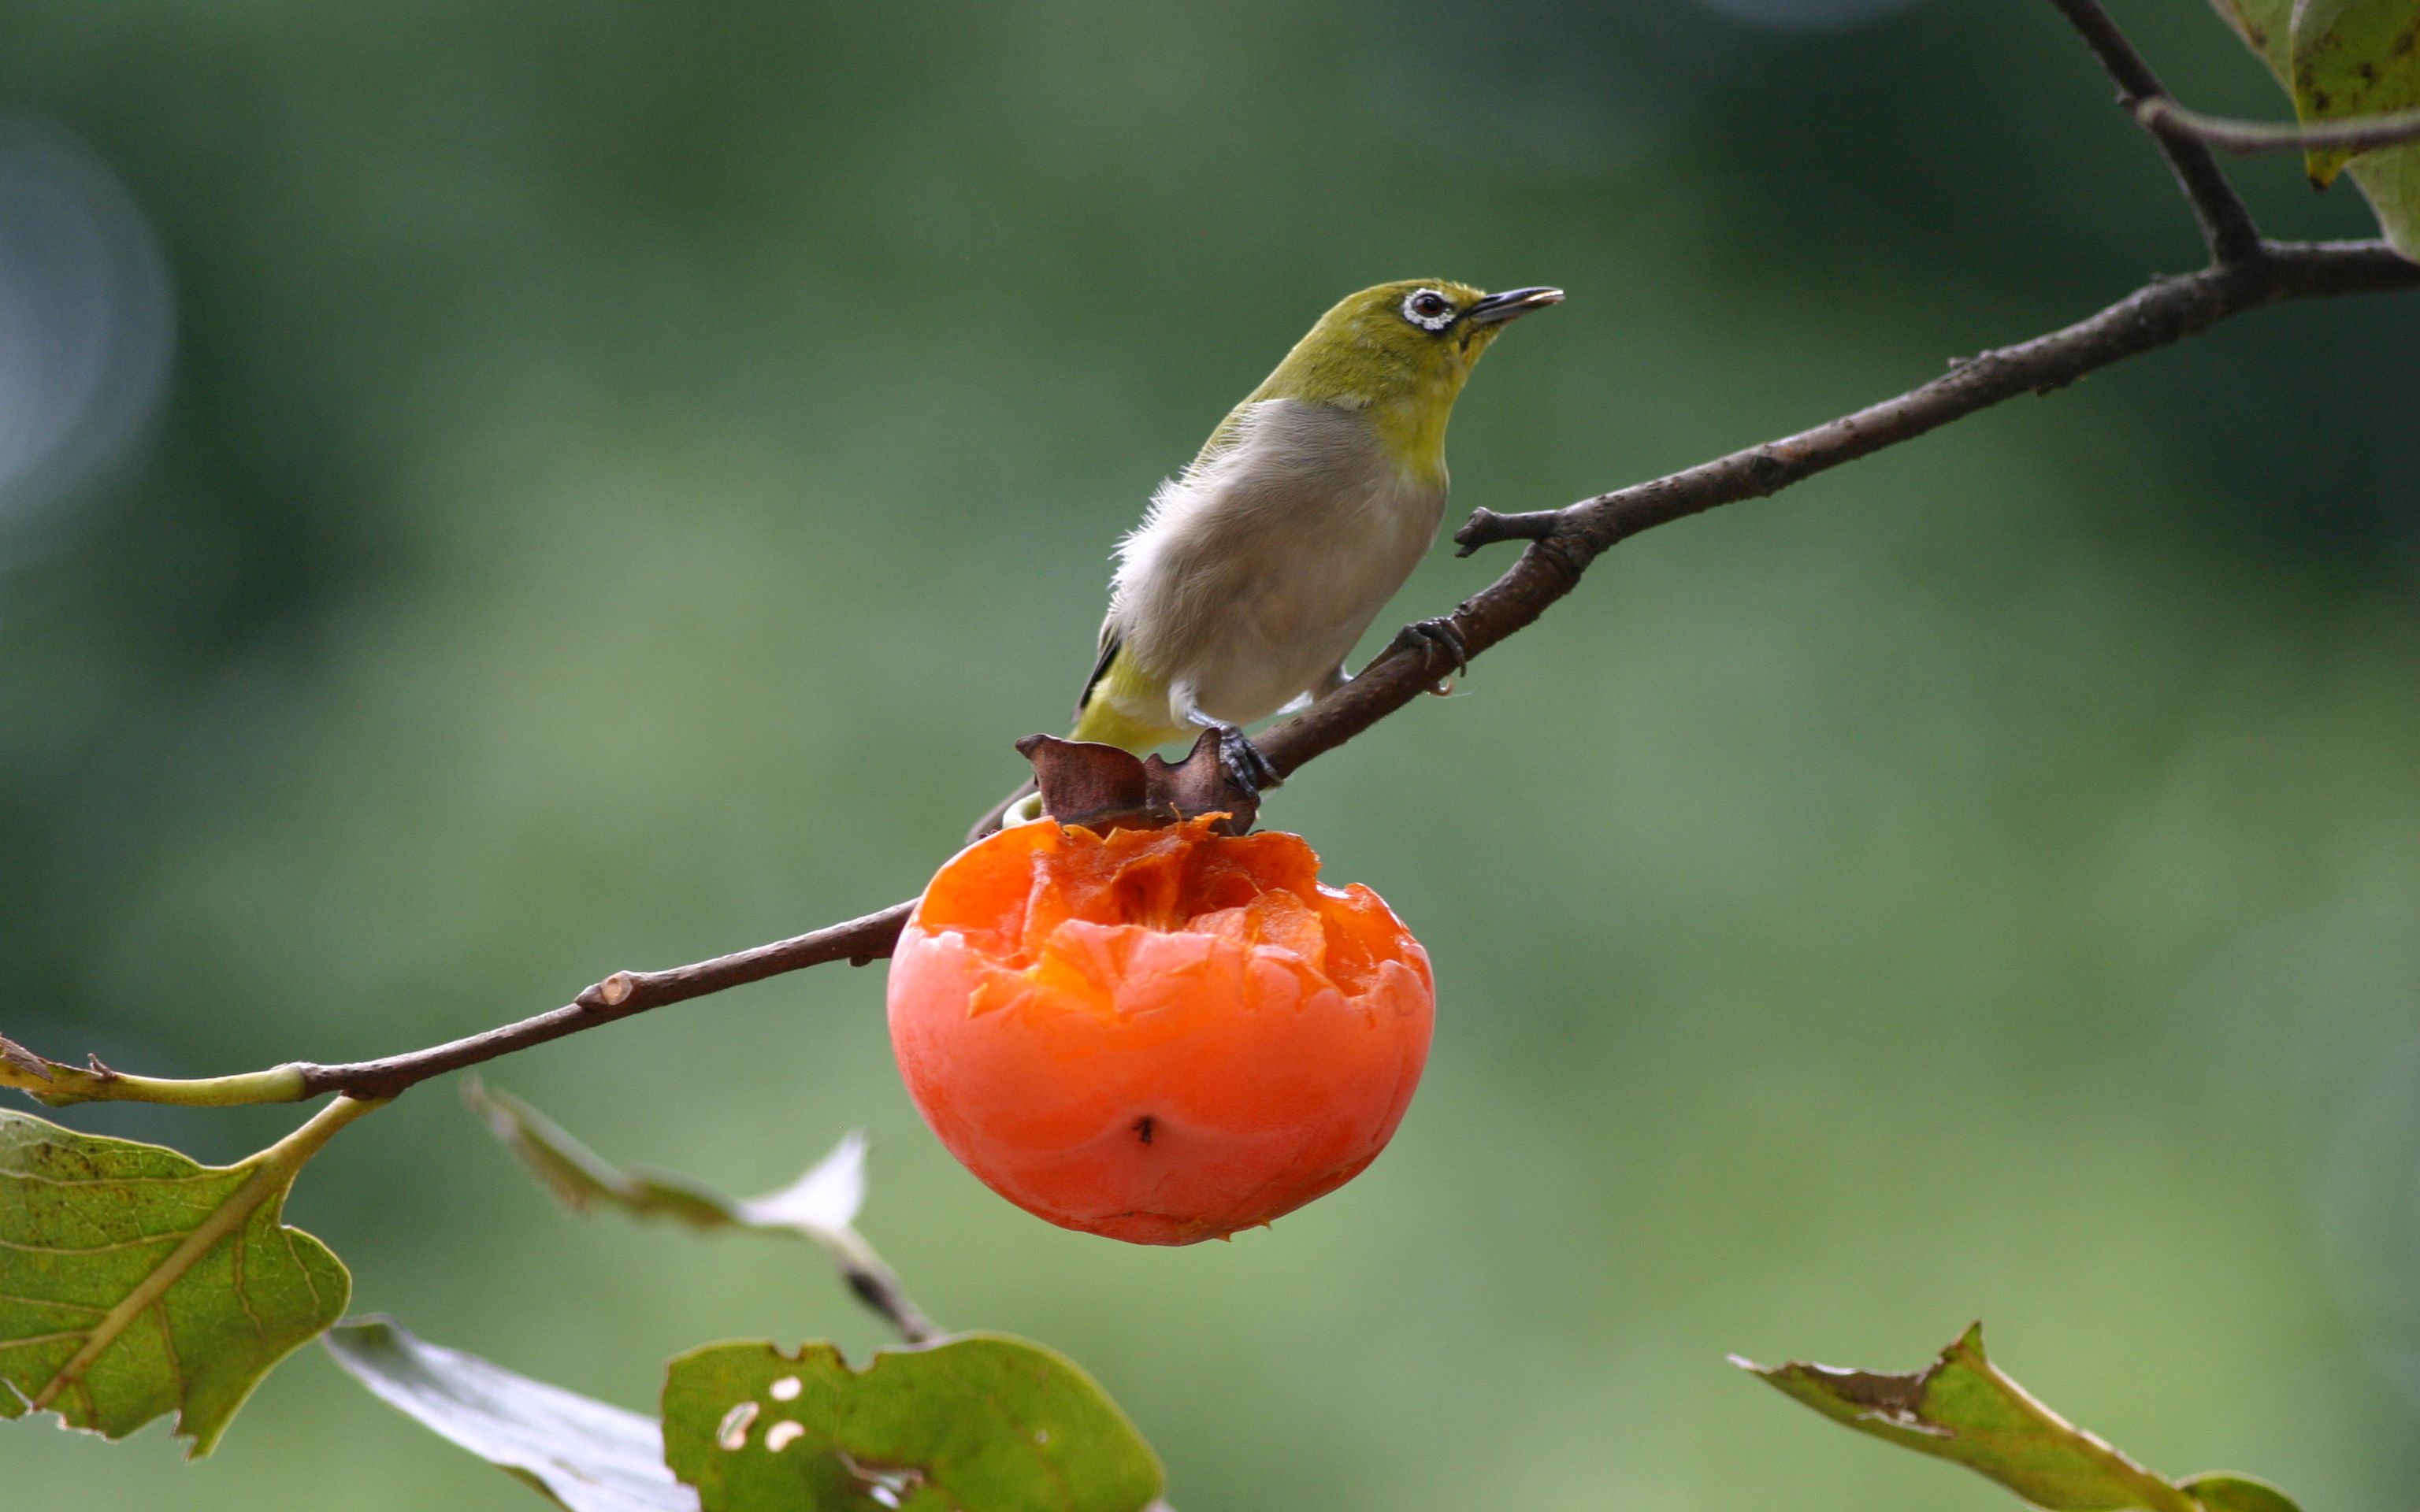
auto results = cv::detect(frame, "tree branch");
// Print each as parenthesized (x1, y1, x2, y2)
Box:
(2042, 0, 2265, 264)
(289, 902, 917, 1101)
(1292, 239, 2416, 773)
(3, 904, 912, 1106)
(5, 8, 2414, 1116)
(2135, 96, 2420, 158)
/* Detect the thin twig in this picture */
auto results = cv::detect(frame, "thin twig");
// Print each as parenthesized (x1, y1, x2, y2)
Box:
(291, 903, 913, 1100)
(2136, 96, 2420, 158)
(2041, 0, 2265, 263)
(3, 14, 2414, 1116)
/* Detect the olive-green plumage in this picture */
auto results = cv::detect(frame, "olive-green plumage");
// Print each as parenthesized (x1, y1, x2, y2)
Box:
(1213, 278, 1514, 476)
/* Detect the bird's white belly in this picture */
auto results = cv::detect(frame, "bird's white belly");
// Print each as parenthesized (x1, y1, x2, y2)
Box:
(1111, 399, 1445, 728)
(1186, 510, 1427, 721)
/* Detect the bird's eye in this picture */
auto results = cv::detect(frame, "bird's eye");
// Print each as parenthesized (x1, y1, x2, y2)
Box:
(1401, 288, 1457, 332)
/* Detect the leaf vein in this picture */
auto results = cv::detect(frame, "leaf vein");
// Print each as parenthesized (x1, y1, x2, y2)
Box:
(0, 1290, 106, 1315)
(0, 1331, 91, 1351)
(228, 1224, 267, 1340)
(0, 1232, 182, 1257)
(151, 1299, 183, 1398)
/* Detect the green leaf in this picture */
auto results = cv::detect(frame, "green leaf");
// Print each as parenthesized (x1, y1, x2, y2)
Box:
(325, 1316, 695, 1512)
(2209, 0, 2292, 77)
(661, 1335, 1164, 1512)
(465, 1078, 867, 1239)
(1736, 1323, 2299, 1512)
(466, 1079, 744, 1231)
(2179, 1474, 2303, 1512)
(2208, 0, 2420, 258)
(0, 1097, 377, 1455)
(466, 1081, 936, 1340)
(2288, 0, 2420, 183)
(2339, 143, 2420, 260)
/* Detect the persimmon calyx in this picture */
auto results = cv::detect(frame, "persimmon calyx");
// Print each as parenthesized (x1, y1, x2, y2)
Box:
(1015, 730, 1260, 836)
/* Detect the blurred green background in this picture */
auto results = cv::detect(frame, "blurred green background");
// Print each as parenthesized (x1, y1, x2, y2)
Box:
(5, 1, 2418, 1506)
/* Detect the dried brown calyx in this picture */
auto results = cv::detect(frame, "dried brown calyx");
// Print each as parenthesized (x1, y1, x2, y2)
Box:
(1015, 729, 1260, 836)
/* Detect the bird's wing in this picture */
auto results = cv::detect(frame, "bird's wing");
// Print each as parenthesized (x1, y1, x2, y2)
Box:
(1075, 617, 1123, 719)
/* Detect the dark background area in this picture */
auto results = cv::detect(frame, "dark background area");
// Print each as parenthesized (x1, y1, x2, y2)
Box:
(5, 2, 2417, 1506)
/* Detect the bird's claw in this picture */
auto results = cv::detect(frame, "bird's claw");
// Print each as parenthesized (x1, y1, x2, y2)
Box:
(1393, 617, 1468, 690)
(1212, 724, 1281, 798)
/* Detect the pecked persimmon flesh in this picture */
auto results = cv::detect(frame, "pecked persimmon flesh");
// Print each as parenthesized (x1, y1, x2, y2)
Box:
(888, 816, 1434, 1245)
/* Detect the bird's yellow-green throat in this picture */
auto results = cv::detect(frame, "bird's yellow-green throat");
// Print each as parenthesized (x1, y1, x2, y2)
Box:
(1222, 278, 1535, 480)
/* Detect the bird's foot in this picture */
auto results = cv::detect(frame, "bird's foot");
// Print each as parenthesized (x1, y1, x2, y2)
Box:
(1392, 617, 1469, 693)
(1210, 723, 1281, 798)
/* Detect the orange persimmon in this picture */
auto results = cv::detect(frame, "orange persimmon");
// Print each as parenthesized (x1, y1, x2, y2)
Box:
(887, 816, 1434, 1245)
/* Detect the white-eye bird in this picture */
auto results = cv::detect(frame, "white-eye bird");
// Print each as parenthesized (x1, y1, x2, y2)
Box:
(986, 279, 1561, 833)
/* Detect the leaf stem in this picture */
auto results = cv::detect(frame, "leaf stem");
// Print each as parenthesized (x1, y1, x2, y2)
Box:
(249, 1091, 392, 1175)
(812, 1225, 942, 1346)
(2136, 96, 2420, 157)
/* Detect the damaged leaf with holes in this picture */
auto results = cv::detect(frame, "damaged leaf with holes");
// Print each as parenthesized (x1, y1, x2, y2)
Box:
(1738, 1322, 2300, 1512)
(661, 1335, 1163, 1512)
(0, 1107, 354, 1455)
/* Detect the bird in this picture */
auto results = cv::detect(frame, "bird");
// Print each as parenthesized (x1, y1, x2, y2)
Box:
(981, 279, 1562, 836)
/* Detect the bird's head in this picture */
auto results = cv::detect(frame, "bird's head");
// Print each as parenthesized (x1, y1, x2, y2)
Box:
(1253, 280, 1563, 472)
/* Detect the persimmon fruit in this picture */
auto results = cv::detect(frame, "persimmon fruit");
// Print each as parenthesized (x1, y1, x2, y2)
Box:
(888, 816, 1435, 1244)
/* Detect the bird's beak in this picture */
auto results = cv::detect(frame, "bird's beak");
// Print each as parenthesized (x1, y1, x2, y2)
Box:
(1463, 286, 1564, 326)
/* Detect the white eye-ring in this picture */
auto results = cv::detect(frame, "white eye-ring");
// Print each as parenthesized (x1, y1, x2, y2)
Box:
(1401, 288, 1457, 332)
